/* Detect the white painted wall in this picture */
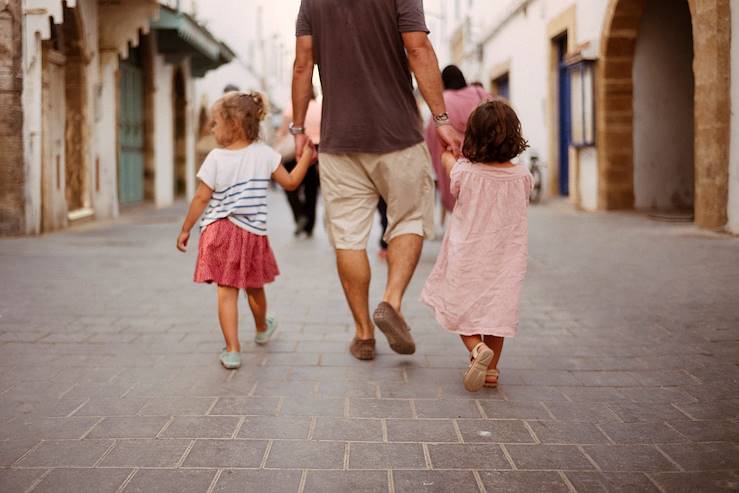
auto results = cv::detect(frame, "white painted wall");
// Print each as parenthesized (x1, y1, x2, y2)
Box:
(480, 2, 550, 168)
(729, 0, 739, 234)
(578, 147, 598, 210)
(633, 0, 694, 211)
(95, 51, 120, 219)
(154, 54, 175, 208)
(21, 33, 42, 234)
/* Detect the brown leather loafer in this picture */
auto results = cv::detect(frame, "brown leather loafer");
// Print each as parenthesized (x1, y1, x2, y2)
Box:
(350, 337, 376, 361)
(372, 302, 415, 355)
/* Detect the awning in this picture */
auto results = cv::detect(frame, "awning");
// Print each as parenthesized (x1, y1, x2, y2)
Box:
(150, 5, 236, 77)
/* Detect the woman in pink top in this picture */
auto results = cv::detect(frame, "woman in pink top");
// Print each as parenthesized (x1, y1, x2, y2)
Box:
(422, 100, 532, 392)
(425, 66, 490, 217)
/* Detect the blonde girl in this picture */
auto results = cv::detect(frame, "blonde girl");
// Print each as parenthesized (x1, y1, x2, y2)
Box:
(177, 91, 316, 369)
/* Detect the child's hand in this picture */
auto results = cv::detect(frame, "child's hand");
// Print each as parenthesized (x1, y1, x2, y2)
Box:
(176, 230, 190, 252)
(305, 140, 318, 165)
(441, 151, 457, 176)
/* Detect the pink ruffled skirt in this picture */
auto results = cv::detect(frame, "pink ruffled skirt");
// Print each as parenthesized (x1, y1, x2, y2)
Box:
(194, 219, 279, 289)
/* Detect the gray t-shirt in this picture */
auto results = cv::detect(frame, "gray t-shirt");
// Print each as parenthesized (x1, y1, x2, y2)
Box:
(296, 0, 429, 154)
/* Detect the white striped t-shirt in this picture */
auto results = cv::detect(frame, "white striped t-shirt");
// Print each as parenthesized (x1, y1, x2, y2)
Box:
(197, 143, 281, 235)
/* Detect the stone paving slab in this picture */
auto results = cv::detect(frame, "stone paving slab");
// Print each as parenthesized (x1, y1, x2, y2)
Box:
(0, 196, 738, 492)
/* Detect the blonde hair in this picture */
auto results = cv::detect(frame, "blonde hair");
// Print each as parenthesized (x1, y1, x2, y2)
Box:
(214, 91, 268, 143)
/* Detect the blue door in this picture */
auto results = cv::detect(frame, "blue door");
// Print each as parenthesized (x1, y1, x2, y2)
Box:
(557, 35, 571, 196)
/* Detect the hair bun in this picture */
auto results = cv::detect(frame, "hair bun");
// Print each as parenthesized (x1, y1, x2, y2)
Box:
(248, 91, 268, 121)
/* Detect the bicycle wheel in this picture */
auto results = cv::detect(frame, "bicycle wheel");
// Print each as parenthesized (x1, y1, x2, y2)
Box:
(530, 167, 542, 204)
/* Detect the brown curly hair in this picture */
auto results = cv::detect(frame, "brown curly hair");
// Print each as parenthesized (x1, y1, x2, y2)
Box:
(462, 99, 528, 164)
(214, 91, 268, 144)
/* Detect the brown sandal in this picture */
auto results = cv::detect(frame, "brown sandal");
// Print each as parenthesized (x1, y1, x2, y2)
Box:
(372, 302, 415, 355)
(463, 342, 494, 392)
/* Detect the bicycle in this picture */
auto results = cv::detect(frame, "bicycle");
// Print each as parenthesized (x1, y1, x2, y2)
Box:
(526, 152, 545, 204)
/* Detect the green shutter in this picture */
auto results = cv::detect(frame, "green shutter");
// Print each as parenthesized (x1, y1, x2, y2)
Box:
(118, 60, 145, 204)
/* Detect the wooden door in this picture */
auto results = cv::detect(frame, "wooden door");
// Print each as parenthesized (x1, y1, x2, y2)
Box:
(41, 47, 67, 231)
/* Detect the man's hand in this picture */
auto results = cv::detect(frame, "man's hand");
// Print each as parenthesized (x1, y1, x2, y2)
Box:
(176, 231, 190, 252)
(294, 133, 308, 161)
(436, 125, 464, 158)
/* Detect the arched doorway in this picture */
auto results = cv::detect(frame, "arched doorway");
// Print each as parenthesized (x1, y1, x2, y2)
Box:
(597, 0, 731, 228)
(173, 67, 187, 198)
(40, 5, 89, 231)
(632, 0, 694, 215)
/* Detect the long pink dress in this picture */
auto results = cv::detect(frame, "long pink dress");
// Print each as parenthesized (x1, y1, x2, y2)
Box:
(425, 86, 491, 212)
(422, 159, 532, 337)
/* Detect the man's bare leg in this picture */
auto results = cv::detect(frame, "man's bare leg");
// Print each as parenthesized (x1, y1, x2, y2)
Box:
(383, 233, 423, 314)
(336, 249, 374, 340)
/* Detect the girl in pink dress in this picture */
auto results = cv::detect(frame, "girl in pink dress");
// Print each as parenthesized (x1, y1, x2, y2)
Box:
(422, 100, 532, 392)
(177, 91, 316, 369)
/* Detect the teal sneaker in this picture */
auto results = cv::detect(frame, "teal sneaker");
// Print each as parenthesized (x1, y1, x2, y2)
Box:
(219, 350, 241, 369)
(254, 316, 277, 345)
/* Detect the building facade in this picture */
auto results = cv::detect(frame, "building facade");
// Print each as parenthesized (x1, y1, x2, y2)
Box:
(446, 0, 738, 234)
(0, 0, 233, 236)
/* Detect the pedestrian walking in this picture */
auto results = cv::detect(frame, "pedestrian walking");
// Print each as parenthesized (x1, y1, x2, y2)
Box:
(377, 198, 389, 260)
(291, 0, 463, 360)
(177, 91, 317, 369)
(421, 100, 532, 391)
(274, 93, 322, 237)
(424, 65, 491, 221)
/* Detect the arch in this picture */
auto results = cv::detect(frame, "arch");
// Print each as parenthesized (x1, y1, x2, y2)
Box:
(596, 0, 731, 228)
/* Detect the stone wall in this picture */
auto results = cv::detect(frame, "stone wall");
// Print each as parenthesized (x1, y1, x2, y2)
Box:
(0, 1, 24, 235)
(597, 0, 645, 210)
(729, 0, 739, 234)
(691, 0, 731, 228)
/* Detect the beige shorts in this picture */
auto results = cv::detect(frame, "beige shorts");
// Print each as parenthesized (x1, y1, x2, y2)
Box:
(319, 142, 435, 250)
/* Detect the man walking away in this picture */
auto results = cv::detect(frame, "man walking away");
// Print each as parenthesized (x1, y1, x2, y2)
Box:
(291, 0, 462, 360)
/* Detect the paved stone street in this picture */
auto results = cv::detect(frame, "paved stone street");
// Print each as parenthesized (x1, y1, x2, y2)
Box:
(0, 193, 738, 493)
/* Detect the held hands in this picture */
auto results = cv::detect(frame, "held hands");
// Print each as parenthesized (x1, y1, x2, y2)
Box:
(296, 135, 319, 164)
(304, 140, 318, 165)
(176, 230, 190, 252)
(436, 125, 464, 158)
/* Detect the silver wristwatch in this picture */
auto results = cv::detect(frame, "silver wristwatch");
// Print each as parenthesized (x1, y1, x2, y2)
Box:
(433, 112, 451, 128)
(288, 123, 306, 135)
